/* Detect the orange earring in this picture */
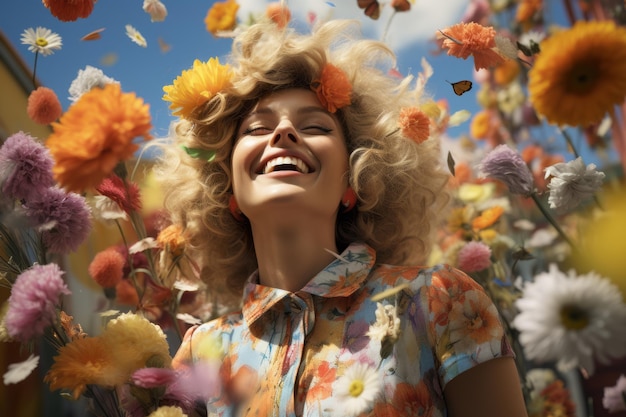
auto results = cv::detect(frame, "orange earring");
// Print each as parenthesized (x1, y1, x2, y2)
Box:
(229, 195, 245, 222)
(341, 187, 357, 213)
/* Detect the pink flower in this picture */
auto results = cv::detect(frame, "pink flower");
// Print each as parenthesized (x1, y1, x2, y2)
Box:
(131, 367, 178, 388)
(457, 241, 492, 272)
(603, 374, 626, 413)
(5, 263, 70, 342)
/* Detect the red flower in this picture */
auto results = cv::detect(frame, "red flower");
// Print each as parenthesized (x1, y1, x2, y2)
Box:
(96, 175, 142, 214)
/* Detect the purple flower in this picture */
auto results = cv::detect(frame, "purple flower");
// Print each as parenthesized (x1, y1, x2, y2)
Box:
(479, 144, 534, 196)
(0, 131, 54, 202)
(5, 263, 70, 342)
(24, 187, 92, 254)
(603, 374, 626, 413)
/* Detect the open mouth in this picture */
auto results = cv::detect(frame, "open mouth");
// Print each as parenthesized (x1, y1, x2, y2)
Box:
(262, 156, 311, 174)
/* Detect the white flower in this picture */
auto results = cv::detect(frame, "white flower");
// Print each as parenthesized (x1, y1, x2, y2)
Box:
(3, 354, 39, 385)
(518, 30, 545, 52)
(603, 374, 626, 413)
(143, 0, 168, 22)
(334, 363, 382, 417)
(20, 27, 62, 56)
(125, 24, 147, 47)
(496, 82, 525, 115)
(91, 195, 128, 224)
(147, 405, 187, 417)
(68, 65, 119, 102)
(545, 157, 605, 212)
(366, 302, 401, 343)
(525, 228, 558, 248)
(129, 237, 158, 254)
(513, 264, 626, 375)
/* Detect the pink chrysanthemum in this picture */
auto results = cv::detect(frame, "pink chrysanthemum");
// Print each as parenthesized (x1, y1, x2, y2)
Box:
(457, 241, 492, 272)
(96, 175, 142, 214)
(0, 131, 54, 201)
(27, 86, 63, 125)
(88, 249, 126, 288)
(131, 367, 178, 388)
(5, 263, 70, 342)
(24, 187, 92, 254)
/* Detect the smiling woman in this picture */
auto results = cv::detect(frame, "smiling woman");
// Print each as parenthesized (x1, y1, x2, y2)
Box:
(152, 13, 528, 417)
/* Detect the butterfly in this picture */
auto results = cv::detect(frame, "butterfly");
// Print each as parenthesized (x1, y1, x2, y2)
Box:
(447, 80, 473, 96)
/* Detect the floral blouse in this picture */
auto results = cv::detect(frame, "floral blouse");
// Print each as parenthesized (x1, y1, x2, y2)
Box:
(173, 242, 513, 416)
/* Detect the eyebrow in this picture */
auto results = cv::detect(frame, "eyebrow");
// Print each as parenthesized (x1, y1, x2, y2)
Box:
(246, 105, 334, 118)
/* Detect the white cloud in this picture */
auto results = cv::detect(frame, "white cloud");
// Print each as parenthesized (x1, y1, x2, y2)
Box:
(237, 0, 468, 52)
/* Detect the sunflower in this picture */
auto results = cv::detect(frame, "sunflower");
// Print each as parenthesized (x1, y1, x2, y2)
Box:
(42, 0, 96, 22)
(162, 58, 233, 119)
(45, 337, 123, 399)
(528, 20, 626, 127)
(47, 83, 152, 192)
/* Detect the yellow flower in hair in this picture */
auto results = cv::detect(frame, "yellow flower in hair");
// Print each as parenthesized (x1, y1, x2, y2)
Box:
(311, 63, 352, 113)
(163, 57, 233, 119)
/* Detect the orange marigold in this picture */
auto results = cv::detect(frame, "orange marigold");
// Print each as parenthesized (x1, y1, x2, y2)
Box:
(88, 248, 125, 288)
(205, 0, 239, 35)
(47, 83, 152, 192)
(398, 107, 430, 144)
(157, 224, 186, 257)
(27, 86, 62, 124)
(311, 63, 352, 113)
(438, 22, 505, 70)
(42, 0, 96, 22)
(472, 205, 504, 230)
(266, 2, 291, 28)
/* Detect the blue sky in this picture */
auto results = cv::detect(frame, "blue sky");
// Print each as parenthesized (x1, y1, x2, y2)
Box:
(1, 0, 478, 138)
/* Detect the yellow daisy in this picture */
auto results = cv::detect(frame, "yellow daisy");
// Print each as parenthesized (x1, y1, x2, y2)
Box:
(528, 20, 626, 127)
(162, 57, 233, 119)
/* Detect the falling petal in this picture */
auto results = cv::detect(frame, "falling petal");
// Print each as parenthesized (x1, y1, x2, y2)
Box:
(81, 28, 105, 41)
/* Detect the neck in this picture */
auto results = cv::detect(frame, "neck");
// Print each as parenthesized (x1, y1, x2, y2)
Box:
(249, 215, 339, 292)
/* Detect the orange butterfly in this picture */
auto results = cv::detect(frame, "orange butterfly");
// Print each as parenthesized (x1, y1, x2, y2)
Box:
(447, 80, 473, 96)
(81, 28, 105, 41)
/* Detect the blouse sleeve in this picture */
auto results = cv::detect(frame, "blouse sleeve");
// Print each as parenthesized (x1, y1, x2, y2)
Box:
(422, 265, 514, 388)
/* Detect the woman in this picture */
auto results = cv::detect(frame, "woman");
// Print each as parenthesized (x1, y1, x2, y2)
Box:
(156, 17, 528, 417)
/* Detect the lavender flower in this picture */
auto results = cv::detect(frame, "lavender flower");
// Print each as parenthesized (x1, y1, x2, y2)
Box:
(5, 263, 69, 342)
(603, 374, 626, 413)
(0, 132, 54, 202)
(544, 157, 605, 212)
(24, 187, 92, 254)
(479, 144, 534, 196)
(68, 65, 119, 102)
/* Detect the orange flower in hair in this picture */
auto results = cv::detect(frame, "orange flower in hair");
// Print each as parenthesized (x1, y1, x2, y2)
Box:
(311, 63, 352, 113)
(156, 224, 186, 257)
(266, 2, 291, 28)
(438, 22, 505, 70)
(398, 107, 430, 144)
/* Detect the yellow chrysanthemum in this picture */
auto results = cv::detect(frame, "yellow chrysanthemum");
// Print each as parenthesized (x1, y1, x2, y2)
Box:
(162, 58, 233, 119)
(528, 20, 626, 127)
(48, 83, 152, 192)
(204, 0, 239, 35)
(148, 406, 188, 417)
(44, 337, 123, 399)
(100, 313, 172, 377)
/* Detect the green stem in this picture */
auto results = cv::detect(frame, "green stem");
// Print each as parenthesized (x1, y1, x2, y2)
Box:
(530, 192, 577, 250)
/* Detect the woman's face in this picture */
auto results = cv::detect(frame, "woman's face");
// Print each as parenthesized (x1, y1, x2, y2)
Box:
(232, 88, 349, 221)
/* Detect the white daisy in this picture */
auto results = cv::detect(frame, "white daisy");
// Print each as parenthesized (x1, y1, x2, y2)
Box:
(3, 354, 39, 385)
(334, 363, 382, 417)
(125, 24, 148, 47)
(20, 27, 62, 56)
(366, 302, 401, 343)
(68, 65, 119, 102)
(513, 264, 626, 375)
(545, 157, 605, 212)
(143, 0, 168, 22)
(91, 195, 128, 224)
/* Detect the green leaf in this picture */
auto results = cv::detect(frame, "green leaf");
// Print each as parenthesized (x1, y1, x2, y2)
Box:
(181, 146, 216, 162)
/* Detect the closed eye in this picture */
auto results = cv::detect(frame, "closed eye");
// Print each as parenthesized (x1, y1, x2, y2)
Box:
(242, 126, 272, 135)
(302, 126, 332, 134)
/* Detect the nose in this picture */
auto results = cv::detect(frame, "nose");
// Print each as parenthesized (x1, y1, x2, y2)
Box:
(270, 120, 300, 146)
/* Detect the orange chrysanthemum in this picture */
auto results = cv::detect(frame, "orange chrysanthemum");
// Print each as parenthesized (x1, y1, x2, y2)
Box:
(438, 22, 505, 70)
(157, 224, 186, 257)
(494, 59, 520, 86)
(88, 248, 125, 288)
(266, 2, 291, 29)
(47, 83, 152, 192)
(398, 107, 430, 144)
(515, 0, 542, 24)
(42, 0, 96, 22)
(45, 337, 122, 399)
(204, 0, 239, 35)
(472, 205, 504, 230)
(528, 20, 626, 127)
(311, 63, 352, 113)
(27, 86, 62, 124)
(163, 57, 233, 119)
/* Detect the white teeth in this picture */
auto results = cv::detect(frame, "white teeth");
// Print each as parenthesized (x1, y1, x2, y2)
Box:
(263, 156, 310, 174)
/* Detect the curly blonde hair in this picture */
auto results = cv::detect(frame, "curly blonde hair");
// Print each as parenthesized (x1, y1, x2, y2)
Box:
(153, 19, 450, 302)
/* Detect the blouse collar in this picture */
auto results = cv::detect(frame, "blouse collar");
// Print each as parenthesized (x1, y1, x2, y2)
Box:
(241, 242, 376, 326)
